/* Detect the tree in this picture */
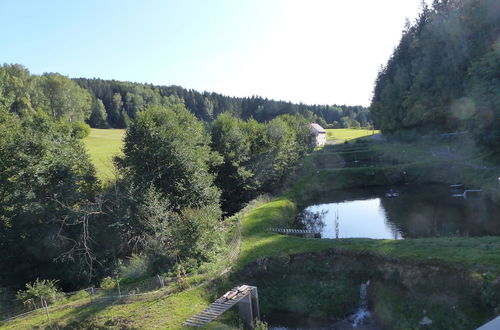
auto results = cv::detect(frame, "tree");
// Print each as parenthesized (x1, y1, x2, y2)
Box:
(211, 113, 255, 213)
(465, 51, 500, 147)
(88, 98, 108, 128)
(371, 0, 500, 144)
(0, 111, 98, 289)
(34, 73, 92, 122)
(118, 105, 221, 210)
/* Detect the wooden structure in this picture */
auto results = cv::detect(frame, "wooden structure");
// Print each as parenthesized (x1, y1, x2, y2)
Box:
(184, 285, 259, 328)
(269, 227, 320, 238)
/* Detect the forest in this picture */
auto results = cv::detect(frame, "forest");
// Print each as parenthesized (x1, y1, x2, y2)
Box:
(371, 0, 500, 147)
(75, 77, 372, 129)
(0, 63, 316, 302)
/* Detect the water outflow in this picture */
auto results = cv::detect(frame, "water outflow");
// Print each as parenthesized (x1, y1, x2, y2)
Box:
(349, 280, 371, 327)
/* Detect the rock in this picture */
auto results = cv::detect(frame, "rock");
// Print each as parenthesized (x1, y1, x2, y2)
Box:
(419, 316, 433, 326)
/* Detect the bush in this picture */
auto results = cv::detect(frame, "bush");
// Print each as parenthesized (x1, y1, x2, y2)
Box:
(100, 276, 116, 290)
(16, 279, 62, 308)
(254, 320, 269, 329)
(120, 254, 150, 280)
(71, 122, 91, 139)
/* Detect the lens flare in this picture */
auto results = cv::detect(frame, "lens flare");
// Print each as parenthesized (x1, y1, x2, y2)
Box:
(450, 97, 476, 120)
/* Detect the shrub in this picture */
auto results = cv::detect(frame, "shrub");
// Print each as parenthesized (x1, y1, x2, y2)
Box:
(120, 254, 150, 280)
(16, 279, 61, 309)
(100, 276, 117, 290)
(71, 122, 91, 139)
(254, 320, 269, 330)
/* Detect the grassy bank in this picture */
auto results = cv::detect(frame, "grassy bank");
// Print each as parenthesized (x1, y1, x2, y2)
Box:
(83, 128, 125, 182)
(3, 138, 500, 329)
(3, 193, 499, 329)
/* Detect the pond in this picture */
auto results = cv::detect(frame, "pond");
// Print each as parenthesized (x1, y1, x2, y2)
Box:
(297, 184, 500, 239)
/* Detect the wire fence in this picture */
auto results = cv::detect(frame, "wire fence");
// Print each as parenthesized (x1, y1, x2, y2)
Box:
(0, 273, 172, 323)
(0, 215, 244, 325)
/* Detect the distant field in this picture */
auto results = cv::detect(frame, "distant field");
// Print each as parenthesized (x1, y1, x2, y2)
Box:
(83, 128, 125, 181)
(326, 128, 379, 143)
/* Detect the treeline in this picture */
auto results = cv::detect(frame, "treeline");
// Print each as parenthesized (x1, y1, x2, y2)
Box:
(74, 77, 372, 128)
(0, 65, 92, 124)
(0, 94, 312, 296)
(0, 64, 371, 130)
(371, 0, 500, 147)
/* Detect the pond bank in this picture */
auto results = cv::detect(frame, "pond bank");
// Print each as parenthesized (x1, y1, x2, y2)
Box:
(226, 141, 500, 329)
(230, 249, 499, 329)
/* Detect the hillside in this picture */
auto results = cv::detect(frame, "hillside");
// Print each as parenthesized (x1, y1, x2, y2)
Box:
(74, 78, 372, 129)
(371, 0, 500, 147)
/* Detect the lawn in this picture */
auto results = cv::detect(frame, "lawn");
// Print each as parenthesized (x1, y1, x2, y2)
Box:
(83, 128, 125, 182)
(326, 128, 379, 143)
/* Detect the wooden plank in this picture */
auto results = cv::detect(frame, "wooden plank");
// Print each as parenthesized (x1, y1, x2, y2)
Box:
(202, 310, 222, 317)
(184, 286, 256, 327)
(202, 308, 224, 315)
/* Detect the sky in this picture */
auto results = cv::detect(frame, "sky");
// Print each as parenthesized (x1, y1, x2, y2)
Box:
(0, 0, 429, 106)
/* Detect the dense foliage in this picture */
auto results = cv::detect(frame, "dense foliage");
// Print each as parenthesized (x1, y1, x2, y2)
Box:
(0, 63, 371, 129)
(0, 64, 92, 123)
(118, 105, 221, 210)
(0, 62, 319, 301)
(0, 110, 98, 289)
(211, 113, 313, 213)
(74, 77, 372, 129)
(371, 0, 500, 147)
(0, 98, 312, 298)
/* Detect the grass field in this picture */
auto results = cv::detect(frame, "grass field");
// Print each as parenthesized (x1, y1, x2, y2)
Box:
(326, 128, 379, 143)
(83, 128, 125, 182)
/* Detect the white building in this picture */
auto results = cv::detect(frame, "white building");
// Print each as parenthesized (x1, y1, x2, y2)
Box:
(310, 123, 326, 147)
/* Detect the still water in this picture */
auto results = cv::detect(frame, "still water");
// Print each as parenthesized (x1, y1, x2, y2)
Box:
(298, 184, 500, 239)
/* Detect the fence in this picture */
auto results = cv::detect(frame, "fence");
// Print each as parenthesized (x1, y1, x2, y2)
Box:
(0, 273, 171, 323)
(0, 217, 243, 325)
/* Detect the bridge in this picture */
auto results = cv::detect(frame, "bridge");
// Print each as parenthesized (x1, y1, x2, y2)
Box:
(184, 285, 259, 328)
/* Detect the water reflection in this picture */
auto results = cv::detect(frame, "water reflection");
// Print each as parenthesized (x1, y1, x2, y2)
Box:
(298, 184, 500, 239)
(295, 209, 327, 233)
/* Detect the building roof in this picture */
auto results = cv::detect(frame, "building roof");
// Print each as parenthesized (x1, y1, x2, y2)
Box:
(310, 123, 326, 133)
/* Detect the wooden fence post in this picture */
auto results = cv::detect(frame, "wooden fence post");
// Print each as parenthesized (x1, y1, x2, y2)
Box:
(116, 276, 121, 298)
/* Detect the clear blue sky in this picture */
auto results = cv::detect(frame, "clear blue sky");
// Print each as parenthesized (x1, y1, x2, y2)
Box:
(0, 0, 427, 106)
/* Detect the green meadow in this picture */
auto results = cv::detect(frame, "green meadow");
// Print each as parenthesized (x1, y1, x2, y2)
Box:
(83, 129, 125, 182)
(325, 128, 379, 143)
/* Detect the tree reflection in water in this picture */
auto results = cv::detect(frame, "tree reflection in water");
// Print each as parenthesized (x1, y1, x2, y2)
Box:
(295, 209, 327, 234)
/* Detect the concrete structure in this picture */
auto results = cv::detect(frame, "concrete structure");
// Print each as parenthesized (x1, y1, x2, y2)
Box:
(310, 123, 327, 147)
(184, 285, 259, 328)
